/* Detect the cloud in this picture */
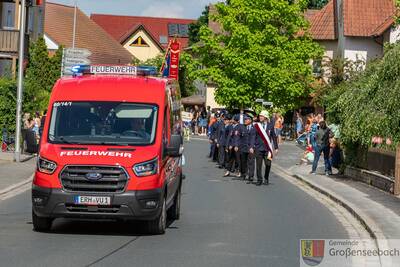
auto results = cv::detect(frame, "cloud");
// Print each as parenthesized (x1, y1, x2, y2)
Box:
(140, 2, 185, 18)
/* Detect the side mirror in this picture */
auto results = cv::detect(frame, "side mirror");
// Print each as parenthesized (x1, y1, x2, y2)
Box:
(166, 134, 183, 157)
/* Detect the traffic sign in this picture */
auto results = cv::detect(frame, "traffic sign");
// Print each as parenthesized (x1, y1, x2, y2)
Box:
(64, 48, 92, 58)
(62, 47, 92, 76)
(64, 57, 91, 66)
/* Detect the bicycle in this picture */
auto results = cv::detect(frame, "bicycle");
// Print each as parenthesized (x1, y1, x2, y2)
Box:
(1, 134, 15, 152)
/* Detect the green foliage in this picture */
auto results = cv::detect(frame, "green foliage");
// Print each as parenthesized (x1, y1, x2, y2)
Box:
(179, 51, 201, 97)
(323, 43, 400, 149)
(307, 0, 329, 9)
(0, 78, 17, 132)
(24, 37, 62, 114)
(141, 54, 164, 70)
(189, 6, 209, 46)
(192, 0, 323, 111)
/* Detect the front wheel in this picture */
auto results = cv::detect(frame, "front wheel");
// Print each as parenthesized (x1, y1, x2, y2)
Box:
(147, 198, 166, 235)
(32, 209, 53, 232)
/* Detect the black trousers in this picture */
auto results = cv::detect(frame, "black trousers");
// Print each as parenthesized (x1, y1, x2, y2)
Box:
(218, 145, 225, 166)
(248, 152, 255, 180)
(227, 149, 241, 173)
(256, 151, 272, 183)
(212, 143, 218, 161)
(240, 152, 248, 177)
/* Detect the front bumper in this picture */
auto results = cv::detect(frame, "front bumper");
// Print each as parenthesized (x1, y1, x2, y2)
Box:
(32, 185, 163, 220)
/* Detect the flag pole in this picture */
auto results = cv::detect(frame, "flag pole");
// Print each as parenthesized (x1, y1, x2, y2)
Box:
(72, 0, 77, 48)
(14, 0, 27, 162)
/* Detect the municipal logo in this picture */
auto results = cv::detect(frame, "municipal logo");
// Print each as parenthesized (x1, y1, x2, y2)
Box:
(301, 240, 325, 266)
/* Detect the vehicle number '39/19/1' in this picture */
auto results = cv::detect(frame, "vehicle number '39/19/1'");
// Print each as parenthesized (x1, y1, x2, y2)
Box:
(74, 196, 111, 206)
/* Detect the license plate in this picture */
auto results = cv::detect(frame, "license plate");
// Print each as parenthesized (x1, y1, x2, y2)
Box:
(74, 196, 111, 206)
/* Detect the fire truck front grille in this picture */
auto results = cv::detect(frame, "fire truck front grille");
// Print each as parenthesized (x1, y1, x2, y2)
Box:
(60, 165, 128, 193)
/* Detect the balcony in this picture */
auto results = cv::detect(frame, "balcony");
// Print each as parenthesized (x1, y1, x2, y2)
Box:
(0, 29, 29, 55)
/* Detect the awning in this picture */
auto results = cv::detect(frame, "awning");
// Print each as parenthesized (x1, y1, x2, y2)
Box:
(181, 95, 205, 106)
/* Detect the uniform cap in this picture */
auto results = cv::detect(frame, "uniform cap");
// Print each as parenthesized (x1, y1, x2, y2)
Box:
(259, 110, 270, 118)
(233, 114, 240, 122)
(225, 114, 232, 120)
(244, 115, 252, 121)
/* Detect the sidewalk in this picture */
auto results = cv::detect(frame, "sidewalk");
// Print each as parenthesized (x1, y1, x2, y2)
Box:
(273, 141, 400, 242)
(0, 157, 36, 196)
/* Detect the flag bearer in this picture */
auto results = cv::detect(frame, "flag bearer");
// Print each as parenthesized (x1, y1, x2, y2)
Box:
(251, 110, 279, 186)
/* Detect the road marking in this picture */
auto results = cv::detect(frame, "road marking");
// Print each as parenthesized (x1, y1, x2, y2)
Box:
(0, 175, 33, 201)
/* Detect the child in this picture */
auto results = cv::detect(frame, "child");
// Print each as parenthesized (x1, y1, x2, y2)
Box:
(300, 145, 314, 165)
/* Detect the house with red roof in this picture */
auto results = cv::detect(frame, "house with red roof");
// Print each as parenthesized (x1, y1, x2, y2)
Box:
(91, 14, 195, 62)
(308, 0, 399, 68)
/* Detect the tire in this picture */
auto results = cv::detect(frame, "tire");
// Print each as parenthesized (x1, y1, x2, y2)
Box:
(167, 186, 181, 221)
(32, 209, 53, 232)
(147, 197, 167, 235)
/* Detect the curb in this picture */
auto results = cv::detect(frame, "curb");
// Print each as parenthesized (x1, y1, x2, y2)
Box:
(273, 164, 388, 254)
(0, 174, 33, 197)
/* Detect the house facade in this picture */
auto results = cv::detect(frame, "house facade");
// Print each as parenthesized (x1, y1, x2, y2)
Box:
(308, 0, 399, 73)
(91, 14, 195, 62)
(0, 0, 45, 77)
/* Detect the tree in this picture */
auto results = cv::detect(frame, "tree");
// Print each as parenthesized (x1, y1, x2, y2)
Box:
(307, 0, 329, 9)
(188, 6, 209, 46)
(193, 0, 323, 110)
(24, 37, 62, 114)
(0, 78, 17, 132)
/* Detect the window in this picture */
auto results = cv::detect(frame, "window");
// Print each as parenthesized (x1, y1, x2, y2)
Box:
(3, 3, 15, 28)
(49, 102, 158, 146)
(178, 24, 189, 37)
(130, 36, 149, 47)
(160, 36, 168, 45)
(168, 23, 190, 37)
(168, 23, 179, 36)
(312, 59, 322, 77)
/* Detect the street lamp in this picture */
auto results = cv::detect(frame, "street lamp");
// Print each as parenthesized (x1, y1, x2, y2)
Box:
(14, 0, 27, 162)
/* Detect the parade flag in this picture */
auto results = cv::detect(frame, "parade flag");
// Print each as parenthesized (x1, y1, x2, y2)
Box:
(254, 123, 274, 158)
(161, 39, 181, 80)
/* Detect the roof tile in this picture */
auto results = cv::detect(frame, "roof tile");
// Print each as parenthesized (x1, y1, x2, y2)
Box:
(45, 2, 133, 64)
(90, 14, 195, 49)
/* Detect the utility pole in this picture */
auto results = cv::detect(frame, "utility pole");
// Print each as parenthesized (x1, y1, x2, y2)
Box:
(72, 0, 77, 48)
(14, 0, 27, 162)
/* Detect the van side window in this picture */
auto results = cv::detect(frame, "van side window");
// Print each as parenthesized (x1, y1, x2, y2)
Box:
(168, 85, 182, 135)
(162, 107, 169, 159)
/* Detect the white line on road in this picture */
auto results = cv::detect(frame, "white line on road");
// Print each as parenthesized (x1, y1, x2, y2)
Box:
(0, 175, 33, 201)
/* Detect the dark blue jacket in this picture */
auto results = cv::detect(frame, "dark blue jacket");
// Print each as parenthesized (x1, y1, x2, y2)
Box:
(217, 121, 226, 146)
(224, 124, 233, 147)
(240, 124, 256, 152)
(226, 124, 241, 148)
(209, 120, 219, 140)
(251, 122, 278, 153)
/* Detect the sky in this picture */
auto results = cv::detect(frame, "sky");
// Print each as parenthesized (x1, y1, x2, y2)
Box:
(48, 0, 219, 19)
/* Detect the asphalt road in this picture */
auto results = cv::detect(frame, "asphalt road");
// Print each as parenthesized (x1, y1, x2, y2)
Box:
(0, 138, 349, 267)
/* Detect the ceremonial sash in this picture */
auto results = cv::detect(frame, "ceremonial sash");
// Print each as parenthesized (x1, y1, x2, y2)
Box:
(254, 123, 274, 159)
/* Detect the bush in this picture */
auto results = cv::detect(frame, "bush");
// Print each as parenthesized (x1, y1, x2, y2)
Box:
(324, 43, 400, 150)
(0, 78, 17, 132)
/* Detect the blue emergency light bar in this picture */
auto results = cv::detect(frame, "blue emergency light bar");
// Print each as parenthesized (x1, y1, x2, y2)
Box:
(71, 65, 158, 76)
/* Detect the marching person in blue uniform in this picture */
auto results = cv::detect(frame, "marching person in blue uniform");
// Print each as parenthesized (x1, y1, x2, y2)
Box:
(216, 113, 229, 169)
(223, 114, 233, 171)
(239, 115, 256, 181)
(224, 115, 241, 177)
(251, 110, 279, 186)
(209, 113, 220, 162)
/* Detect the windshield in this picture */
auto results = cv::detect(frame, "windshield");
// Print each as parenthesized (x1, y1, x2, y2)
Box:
(48, 102, 158, 146)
